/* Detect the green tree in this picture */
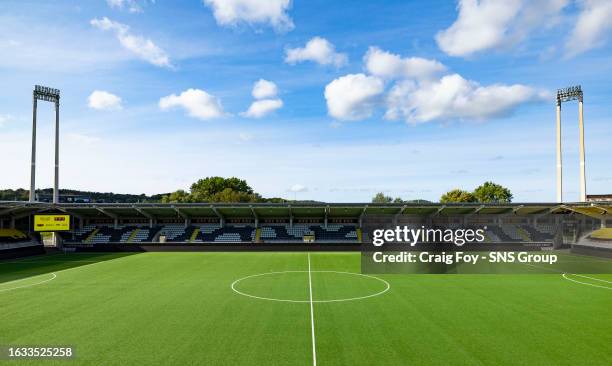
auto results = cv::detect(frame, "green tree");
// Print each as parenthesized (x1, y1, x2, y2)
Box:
(161, 189, 191, 203)
(189, 177, 253, 202)
(210, 188, 262, 203)
(440, 189, 477, 203)
(372, 192, 393, 203)
(473, 181, 513, 203)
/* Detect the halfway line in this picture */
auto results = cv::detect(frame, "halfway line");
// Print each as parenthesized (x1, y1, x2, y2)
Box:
(308, 253, 317, 366)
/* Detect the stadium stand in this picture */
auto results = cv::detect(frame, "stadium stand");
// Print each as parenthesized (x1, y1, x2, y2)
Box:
(0, 228, 41, 257)
(500, 224, 529, 241)
(258, 224, 358, 243)
(0, 228, 30, 243)
(520, 225, 556, 242)
(487, 225, 516, 242)
(6, 202, 600, 249)
(51, 221, 557, 245)
(590, 228, 612, 240)
(58, 223, 359, 244)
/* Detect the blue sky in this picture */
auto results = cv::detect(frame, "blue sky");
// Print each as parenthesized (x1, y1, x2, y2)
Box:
(0, 0, 611, 202)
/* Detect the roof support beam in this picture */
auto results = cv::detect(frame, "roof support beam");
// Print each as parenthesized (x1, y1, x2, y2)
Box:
(133, 206, 155, 228)
(463, 205, 485, 224)
(53, 207, 84, 230)
(590, 204, 609, 216)
(359, 205, 368, 228)
(211, 205, 225, 227)
(324, 205, 330, 229)
(393, 205, 407, 225)
(95, 206, 119, 228)
(288, 205, 293, 228)
(12, 210, 43, 221)
(561, 204, 606, 220)
(0, 205, 27, 217)
(54, 207, 83, 220)
(429, 205, 446, 218)
(133, 206, 154, 220)
(172, 205, 190, 228)
(95, 206, 118, 219)
(250, 205, 259, 228)
(172, 206, 189, 219)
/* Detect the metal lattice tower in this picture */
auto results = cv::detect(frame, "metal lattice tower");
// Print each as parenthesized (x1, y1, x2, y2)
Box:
(555, 85, 586, 202)
(30, 85, 61, 203)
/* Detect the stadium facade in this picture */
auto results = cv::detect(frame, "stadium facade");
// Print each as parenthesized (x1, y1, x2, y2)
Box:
(1, 201, 610, 259)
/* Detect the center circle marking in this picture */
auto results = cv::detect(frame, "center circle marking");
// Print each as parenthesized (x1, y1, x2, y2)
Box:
(231, 270, 390, 303)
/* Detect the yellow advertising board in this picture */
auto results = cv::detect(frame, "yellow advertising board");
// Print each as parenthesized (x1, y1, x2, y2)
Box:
(34, 215, 71, 232)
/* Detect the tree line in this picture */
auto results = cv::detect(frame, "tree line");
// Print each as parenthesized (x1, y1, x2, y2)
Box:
(371, 181, 512, 204)
(0, 177, 294, 204)
(2, 178, 513, 204)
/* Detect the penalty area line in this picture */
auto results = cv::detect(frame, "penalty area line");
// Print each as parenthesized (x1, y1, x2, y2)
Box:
(308, 253, 317, 366)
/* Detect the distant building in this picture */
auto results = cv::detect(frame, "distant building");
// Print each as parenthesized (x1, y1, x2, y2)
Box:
(36, 193, 91, 203)
(586, 194, 612, 202)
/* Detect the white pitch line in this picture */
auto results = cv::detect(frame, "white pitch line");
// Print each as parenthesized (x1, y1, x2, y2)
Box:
(562, 274, 612, 290)
(231, 270, 390, 303)
(569, 273, 612, 284)
(307, 253, 317, 366)
(0, 272, 57, 293)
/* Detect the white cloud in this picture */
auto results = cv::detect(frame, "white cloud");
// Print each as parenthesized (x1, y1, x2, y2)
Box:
(159, 88, 225, 120)
(252, 79, 278, 99)
(239, 133, 253, 141)
(0, 114, 12, 127)
(106, 0, 147, 13)
(364, 47, 446, 81)
(324, 73, 384, 121)
(325, 47, 546, 123)
(87, 90, 123, 111)
(285, 37, 348, 67)
(241, 99, 283, 118)
(566, 0, 612, 56)
(66, 133, 101, 145)
(203, 0, 294, 32)
(435, 0, 568, 57)
(1, 39, 20, 47)
(385, 74, 547, 123)
(90, 17, 171, 67)
(241, 79, 283, 118)
(289, 184, 308, 192)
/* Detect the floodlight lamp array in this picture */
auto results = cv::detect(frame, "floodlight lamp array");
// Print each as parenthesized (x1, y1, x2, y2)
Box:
(556, 85, 582, 104)
(33, 85, 60, 103)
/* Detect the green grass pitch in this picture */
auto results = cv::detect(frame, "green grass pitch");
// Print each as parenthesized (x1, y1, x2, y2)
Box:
(1, 252, 611, 365)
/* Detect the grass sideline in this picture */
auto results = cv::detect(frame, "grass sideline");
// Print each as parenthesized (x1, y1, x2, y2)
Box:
(1, 252, 611, 365)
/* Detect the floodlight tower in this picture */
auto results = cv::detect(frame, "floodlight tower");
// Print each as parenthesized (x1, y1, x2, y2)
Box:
(30, 85, 61, 203)
(555, 85, 586, 203)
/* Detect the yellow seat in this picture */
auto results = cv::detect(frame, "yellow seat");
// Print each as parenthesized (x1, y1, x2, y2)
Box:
(590, 228, 612, 240)
(0, 228, 27, 239)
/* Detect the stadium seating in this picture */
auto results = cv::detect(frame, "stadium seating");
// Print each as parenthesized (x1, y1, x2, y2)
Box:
(59, 223, 360, 244)
(258, 224, 358, 243)
(159, 224, 187, 241)
(61, 225, 161, 244)
(474, 224, 553, 243)
(198, 225, 255, 243)
(500, 224, 529, 241)
(590, 228, 612, 240)
(56, 222, 559, 245)
(0, 229, 30, 243)
(520, 225, 556, 242)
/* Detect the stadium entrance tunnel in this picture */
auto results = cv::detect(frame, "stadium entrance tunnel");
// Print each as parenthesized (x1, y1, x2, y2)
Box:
(231, 270, 390, 303)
